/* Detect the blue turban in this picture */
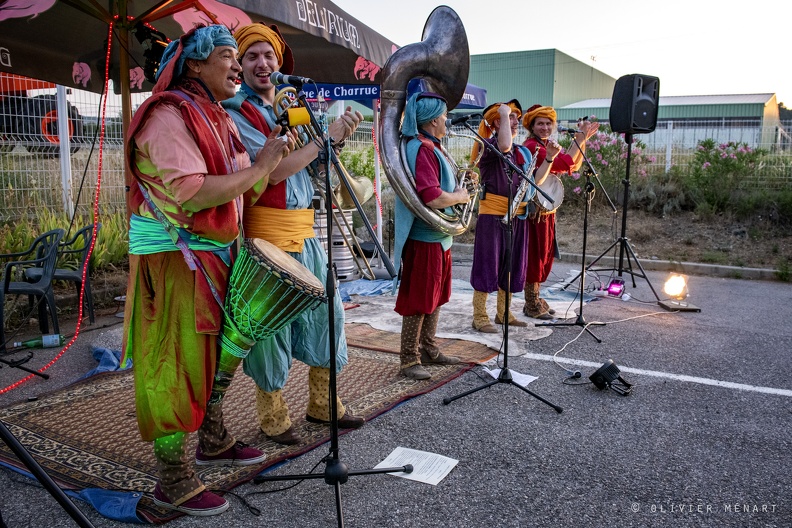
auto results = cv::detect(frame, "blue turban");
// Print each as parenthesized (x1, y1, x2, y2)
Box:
(401, 91, 447, 138)
(156, 25, 238, 81)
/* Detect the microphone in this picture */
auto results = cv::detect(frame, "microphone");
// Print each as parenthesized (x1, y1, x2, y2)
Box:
(557, 125, 580, 134)
(446, 113, 480, 127)
(269, 71, 314, 86)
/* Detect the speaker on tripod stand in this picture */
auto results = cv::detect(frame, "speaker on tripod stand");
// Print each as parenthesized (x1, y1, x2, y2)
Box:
(610, 74, 660, 135)
(585, 74, 663, 301)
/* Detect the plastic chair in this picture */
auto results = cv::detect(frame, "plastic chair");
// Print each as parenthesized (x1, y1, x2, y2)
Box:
(1, 229, 64, 352)
(25, 224, 100, 324)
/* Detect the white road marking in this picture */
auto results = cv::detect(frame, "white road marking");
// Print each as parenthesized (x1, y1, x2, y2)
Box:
(519, 353, 792, 397)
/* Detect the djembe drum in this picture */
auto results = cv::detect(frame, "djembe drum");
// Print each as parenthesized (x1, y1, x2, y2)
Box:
(219, 238, 326, 358)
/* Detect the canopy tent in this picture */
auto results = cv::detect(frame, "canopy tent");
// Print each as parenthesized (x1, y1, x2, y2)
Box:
(0, 0, 397, 222)
(0, 0, 396, 95)
(408, 78, 487, 110)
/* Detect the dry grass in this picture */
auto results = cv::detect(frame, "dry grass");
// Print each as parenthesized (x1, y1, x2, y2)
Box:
(555, 204, 792, 271)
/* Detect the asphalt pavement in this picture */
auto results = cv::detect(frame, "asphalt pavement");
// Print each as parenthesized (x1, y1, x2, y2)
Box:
(1, 252, 790, 528)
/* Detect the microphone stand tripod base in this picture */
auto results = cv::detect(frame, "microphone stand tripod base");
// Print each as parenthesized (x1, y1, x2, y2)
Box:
(253, 461, 413, 485)
(537, 315, 606, 343)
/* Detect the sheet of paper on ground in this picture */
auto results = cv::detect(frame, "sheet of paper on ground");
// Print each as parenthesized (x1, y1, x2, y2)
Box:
(484, 367, 539, 388)
(374, 446, 459, 486)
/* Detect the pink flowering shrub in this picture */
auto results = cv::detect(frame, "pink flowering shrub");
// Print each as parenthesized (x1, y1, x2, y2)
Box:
(557, 122, 657, 208)
(689, 138, 766, 212)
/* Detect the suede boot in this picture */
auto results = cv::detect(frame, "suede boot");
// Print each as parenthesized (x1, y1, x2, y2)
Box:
(399, 314, 423, 369)
(472, 290, 497, 333)
(256, 388, 292, 437)
(523, 282, 552, 320)
(495, 288, 527, 327)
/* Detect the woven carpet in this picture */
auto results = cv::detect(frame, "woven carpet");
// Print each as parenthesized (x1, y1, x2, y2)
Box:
(0, 324, 495, 523)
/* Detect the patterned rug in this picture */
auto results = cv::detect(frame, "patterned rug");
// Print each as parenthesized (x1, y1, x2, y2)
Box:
(0, 324, 495, 523)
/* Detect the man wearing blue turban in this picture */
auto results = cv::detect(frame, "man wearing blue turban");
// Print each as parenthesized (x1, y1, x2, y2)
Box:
(122, 24, 293, 516)
(392, 91, 471, 380)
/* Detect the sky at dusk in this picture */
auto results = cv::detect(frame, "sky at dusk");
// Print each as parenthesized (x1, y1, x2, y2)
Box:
(334, 0, 792, 106)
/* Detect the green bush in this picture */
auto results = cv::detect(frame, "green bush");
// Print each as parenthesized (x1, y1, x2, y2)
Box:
(557, 122, 661, 210)
(687, 139, 767, 213)
(339, 145, 376, 181)
(630, 166, 693, 216)
(0, 210, 128, 271)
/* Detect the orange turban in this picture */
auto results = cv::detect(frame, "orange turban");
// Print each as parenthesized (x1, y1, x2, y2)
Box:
(234, 23, 294, 74)
(522, 104, 557, 130)
(471, 99, 522, 162)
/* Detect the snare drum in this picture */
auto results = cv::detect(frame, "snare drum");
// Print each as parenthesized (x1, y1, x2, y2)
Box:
(224, 238, 326, 343)
(534, 173, 564, 214)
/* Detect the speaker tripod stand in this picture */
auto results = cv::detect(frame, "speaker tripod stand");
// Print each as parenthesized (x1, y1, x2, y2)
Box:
(252, 85, 410, 528)
(580, 133, 660, 302)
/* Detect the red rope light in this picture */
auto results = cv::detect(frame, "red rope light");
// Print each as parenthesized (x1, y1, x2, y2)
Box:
(369, 113, 384, 230)
(0, 21, 113, 395)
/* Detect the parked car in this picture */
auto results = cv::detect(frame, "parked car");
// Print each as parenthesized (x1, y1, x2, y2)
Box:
(0, 73, 83, 155)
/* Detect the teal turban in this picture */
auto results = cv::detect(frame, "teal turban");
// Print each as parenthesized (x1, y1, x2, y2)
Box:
(156, 25, 238, 82)
(400, 91, 447, 138)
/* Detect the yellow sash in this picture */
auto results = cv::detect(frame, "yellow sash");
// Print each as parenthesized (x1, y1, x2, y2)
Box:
(478, 194, 527, 217)
(243, 206, 315, 253)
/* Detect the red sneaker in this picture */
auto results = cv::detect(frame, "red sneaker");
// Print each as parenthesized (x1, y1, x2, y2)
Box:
(152, 482, 228, 517)
(195, 441, 266, 466)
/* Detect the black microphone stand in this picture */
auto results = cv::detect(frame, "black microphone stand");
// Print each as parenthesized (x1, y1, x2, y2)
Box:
(539, 131, 614, 342)
(442, 125, 561, 413)
(0, 420, 95, 527)
(0, 354, 50, 379)
(252, 82, 410, 528)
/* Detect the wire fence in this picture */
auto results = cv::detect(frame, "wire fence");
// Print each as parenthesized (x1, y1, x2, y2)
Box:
(2, 82, 792, 222)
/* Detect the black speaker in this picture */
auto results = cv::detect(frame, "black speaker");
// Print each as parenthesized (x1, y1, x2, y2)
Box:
(609, 74, 660, 134)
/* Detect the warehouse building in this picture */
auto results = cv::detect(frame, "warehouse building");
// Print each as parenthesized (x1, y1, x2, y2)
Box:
(467, 50, 783, 149)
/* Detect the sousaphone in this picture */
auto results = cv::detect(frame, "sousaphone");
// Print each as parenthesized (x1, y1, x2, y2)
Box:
(378, 6, 472, 236)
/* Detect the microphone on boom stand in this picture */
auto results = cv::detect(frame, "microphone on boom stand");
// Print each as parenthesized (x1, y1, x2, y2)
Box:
(269, 71, 315, 86)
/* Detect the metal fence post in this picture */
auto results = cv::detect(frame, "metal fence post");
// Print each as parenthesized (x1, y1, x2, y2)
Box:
(56, 85, 74, 218)
(665, 121, 673, 173)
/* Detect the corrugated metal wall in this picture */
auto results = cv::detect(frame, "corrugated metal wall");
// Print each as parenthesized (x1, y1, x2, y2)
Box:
(556, 106, 608, 122)
(659, 104, 765, 119)
(551, 50, 616, 107)
(558, 102, 779, 130)
(468, 49, 616, 109)
(469, 49, 556, 108)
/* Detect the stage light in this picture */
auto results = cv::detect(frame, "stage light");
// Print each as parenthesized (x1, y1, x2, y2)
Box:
(133, 23, 169, 84)
(606, 278, 625, 297)
(589, 359, 633, 396)
(658, 273, 700, 312)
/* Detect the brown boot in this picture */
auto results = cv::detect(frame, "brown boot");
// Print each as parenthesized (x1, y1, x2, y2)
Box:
(494, 314, 528, 327)
(539, 296, 555, 315)
(401, 364, 432, 380)
(523, 282, 552, 320)
(419, 309, 461, 364)
(267, 427, 301, 446)
(421, 350, 461, 364)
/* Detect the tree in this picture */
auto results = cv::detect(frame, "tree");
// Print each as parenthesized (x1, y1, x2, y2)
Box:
(779, 102, 792, 121)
